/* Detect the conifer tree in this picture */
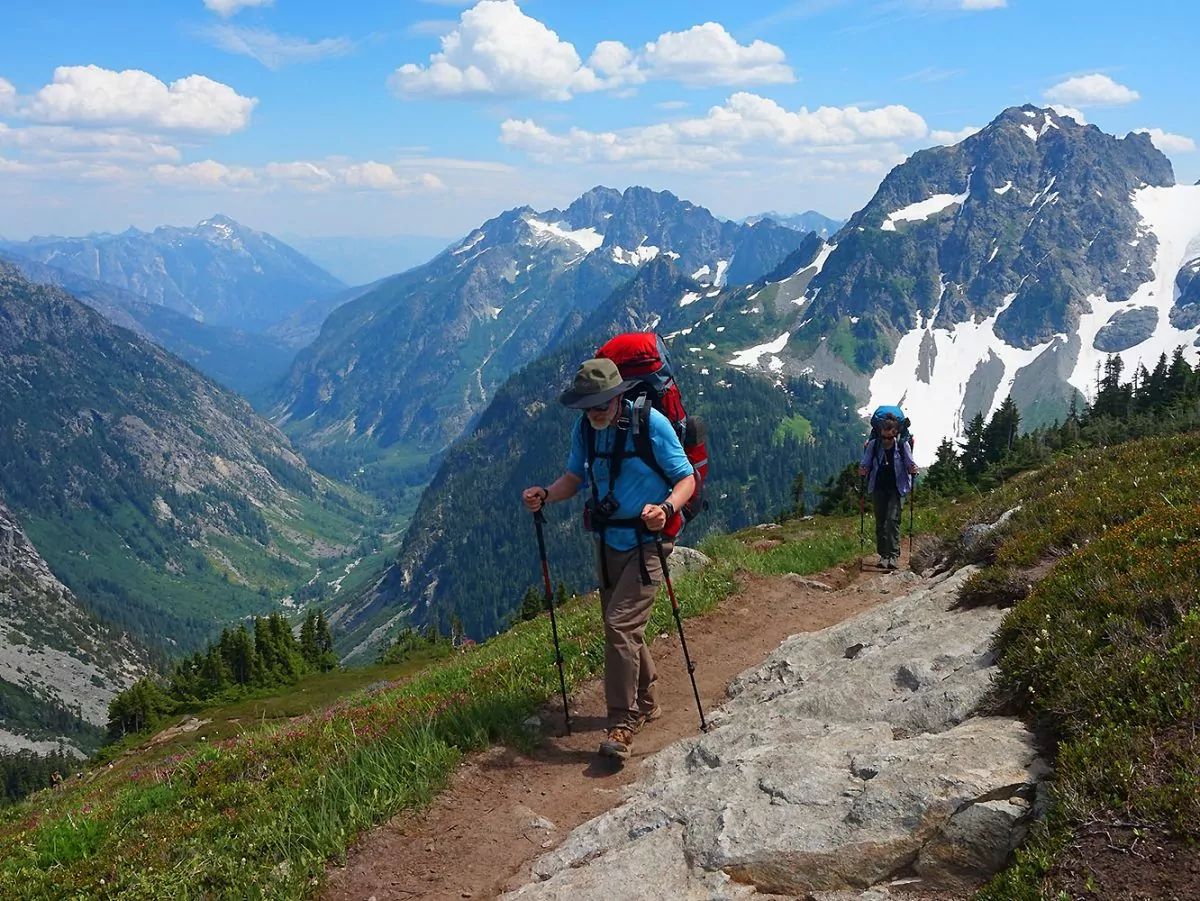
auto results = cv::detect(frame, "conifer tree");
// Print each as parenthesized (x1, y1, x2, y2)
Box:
(1165, 346, 1192, 399)
(314, 609, 337, 671)
(300, 609, 320, 667)
(518, 586, 543, 622)
(790, 471, 807, 516)
(924, 437, 966, 495)
(983, 396, 1021, 464)
(959, 412, 988, 483)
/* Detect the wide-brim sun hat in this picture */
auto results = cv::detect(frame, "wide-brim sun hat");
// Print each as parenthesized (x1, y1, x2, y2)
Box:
(559, 358, 638, 409)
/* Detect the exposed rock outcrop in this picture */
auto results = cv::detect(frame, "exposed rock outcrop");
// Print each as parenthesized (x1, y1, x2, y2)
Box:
(505, 567, 1048, 899)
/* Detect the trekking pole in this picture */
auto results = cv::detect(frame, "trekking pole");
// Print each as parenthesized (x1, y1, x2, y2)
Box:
(858, 476, 866, 572)
(908, 476, 916, 562)
(654, 534, 708, 733)
(533, 509, 571, 735)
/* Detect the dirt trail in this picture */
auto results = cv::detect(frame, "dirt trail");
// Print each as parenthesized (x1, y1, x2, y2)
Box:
(322, 552, 913, 901)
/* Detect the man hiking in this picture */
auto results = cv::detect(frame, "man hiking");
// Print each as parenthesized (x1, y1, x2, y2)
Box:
(523, 358, 696, 761)
(859, 411, 918, 570)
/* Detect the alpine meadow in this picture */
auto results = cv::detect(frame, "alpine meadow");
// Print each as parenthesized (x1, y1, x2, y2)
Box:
(1, 1, 1199, 899)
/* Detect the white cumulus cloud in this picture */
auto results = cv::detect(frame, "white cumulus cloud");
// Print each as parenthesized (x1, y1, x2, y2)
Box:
(634, 22, 793, 87)
(1049, 104, 1087, 124)
(0, 77, 15, 114)
(201, 26, 356, 69)
(264, 161, 336, 189)
(392, 1, 793, 100)
(0, 124, 181, 163)
(23, 65, 256, 134)
(152, 160, 257, 187)
(1135, 128, 1196, 154)
(0, 155, 31, 174)
(204, 0, 273, 17)
(341, 162, 445, 192)
(1044, 73, 1139, 108)
(500, 94, 926, 170)
(392, 0, 602, 101)
(929, 125, 981, 145)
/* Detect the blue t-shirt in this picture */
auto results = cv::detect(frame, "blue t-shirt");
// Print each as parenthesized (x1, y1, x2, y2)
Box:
(567, 403, 694, 551)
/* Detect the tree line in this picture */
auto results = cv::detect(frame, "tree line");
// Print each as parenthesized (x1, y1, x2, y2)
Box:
(808, 345, 1200, 515)
(106, 609, 336, 741)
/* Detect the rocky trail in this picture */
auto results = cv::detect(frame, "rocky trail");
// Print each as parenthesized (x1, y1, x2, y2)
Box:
(321, 545, 1005, 901)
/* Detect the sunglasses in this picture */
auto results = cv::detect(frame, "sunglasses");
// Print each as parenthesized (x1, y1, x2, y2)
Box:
(587, 398, 615, 413)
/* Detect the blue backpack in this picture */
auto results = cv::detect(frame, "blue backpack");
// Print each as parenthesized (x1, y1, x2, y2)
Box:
(868, 405, 914, 451)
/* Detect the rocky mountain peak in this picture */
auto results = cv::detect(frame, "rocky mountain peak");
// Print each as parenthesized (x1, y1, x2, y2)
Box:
(560, 186, 624, 231)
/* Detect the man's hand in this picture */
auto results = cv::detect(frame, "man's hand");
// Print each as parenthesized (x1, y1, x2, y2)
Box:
(858, 465, 868, 478)
(641, 503, 668, 532)
(909, 465, 919, 475)
(522, 486, 548, 512)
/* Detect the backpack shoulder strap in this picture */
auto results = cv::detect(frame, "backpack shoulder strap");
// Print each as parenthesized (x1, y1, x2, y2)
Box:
(630, 399, 671, 487)
(584, 411, 632, 491)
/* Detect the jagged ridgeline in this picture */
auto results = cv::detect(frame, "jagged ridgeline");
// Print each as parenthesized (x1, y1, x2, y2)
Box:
(777, 105, 1198, 447)
(0, 264, 368, 657)
(271, 186, 812, 483)
(332, 255, 866, 652)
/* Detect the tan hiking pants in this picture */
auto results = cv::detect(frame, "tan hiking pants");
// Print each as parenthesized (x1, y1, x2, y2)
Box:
(597, 540, 672, 729)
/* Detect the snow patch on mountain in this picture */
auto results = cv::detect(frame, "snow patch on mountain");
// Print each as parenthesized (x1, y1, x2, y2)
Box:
(611, 243, 661, 266)
(1067, 184, 1200, 394)
(525, 218, 604, 253)
(713, 260, 729, 288)
(452, 231, 485, 255)
(729, 332, 790, 368)
(861, 184, 1200, 467)
(863, 293, 1051, 466)
(678, 291, 701, 307)
(805, 242, 837, 279)
(881, 192, 968, 231)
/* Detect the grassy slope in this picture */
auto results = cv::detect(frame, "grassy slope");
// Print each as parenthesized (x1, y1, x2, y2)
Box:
(1, 430, 1197, 898)
(0, 513, 862, 899)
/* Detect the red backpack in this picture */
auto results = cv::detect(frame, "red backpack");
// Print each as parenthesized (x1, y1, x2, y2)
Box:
(590, 332, 708, 534)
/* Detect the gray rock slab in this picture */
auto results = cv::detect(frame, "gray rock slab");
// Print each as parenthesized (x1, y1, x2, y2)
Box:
(504, 566, 1049, 900)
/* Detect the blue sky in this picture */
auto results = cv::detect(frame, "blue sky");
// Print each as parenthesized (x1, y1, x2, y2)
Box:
(0, 0, 1195, 242)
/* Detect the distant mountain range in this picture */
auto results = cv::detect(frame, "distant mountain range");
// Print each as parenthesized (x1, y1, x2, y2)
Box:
(0, 216, 345, 332)
(327, 105, 1200, 652)
(744, 210, 844, 238)
(7, 102, 1200, 714)
(0, 217, 358, 398)
(776, 105, 1199, 452)
(271, 186, 814, 482)
(330, 251, 868, 654)
(0, 263, 369, 664)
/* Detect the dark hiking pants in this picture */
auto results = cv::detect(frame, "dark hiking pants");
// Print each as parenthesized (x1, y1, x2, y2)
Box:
(873, 490, 902, 559)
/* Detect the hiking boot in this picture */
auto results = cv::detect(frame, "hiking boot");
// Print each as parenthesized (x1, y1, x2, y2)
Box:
(599, 726, 635, 760)
(885, 556, 898, 570)
(633, 706, 662, 732)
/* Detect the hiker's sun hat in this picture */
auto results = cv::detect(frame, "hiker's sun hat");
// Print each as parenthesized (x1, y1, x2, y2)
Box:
(559, 358, 638, 409)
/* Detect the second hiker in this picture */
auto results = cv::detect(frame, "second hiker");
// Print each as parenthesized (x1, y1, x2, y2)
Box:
(859, 410, 918, 570)
(522, 358, 696, 761)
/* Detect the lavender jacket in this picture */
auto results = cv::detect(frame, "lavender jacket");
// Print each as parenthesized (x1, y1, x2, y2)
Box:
(860, 438, 917, 496)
